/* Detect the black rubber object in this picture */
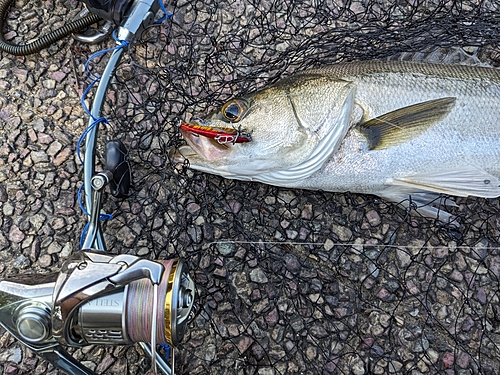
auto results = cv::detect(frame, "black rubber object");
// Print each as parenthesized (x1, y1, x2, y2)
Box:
(0, 0, 102, 56)
(104, 140, 131, 198)
(81, 0, 132, 25)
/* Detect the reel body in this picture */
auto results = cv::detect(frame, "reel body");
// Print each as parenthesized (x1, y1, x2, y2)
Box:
(0, 251, 194, 374)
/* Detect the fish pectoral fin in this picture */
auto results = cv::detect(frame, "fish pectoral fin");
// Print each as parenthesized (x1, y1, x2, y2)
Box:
(359, 97, 456, 150)
(390, 166, 500, 198)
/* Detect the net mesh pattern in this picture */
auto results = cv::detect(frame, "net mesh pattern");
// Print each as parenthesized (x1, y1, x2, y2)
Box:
(86, 0, 500, 373)
(5, 0, 500, 373)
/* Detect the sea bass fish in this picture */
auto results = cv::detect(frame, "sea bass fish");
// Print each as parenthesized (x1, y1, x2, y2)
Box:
(173, 61, 500, 221)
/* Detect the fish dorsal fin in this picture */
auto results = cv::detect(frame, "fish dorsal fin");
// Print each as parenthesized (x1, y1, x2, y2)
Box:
(388, 47, 492, 67)
(360, 97, 456, 150)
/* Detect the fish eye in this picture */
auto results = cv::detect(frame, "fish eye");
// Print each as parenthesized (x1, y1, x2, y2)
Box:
(221, 99, 247, 122)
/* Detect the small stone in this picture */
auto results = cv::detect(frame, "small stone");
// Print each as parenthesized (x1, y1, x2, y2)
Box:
(61, 242, 72, 257)
(95, 353, 115, 373)
(50, 217, 65, 230)
(0, 185, 7, 202)
(461, 315, 475, 331)
(371, 344, 384, 356)
(81, 361, 97, 371)
(351, 357, 365, 375)
(186, 201, 201, 215)
(257, 367, 275, 375)
(277, 190, 296, 205)
(266, 307, 279, 326)
(205, 343, 216, 361)
(3, 202, 14, 216)
(29, 214, 46, 231)
(284, 253, 300, 273)
(30, 151, 49, 163)
(33, 119, 46, 132)
(324, 238, 334, 251)
(53, 147, 72, 166)
(456, 351, 470, 369)
(235, 335, 253, 354)
(449, 269, 463, 282)
(3, 30, 17, 40)
(187, 225, 202, 243)
(42, 79, 56, 89)
(264, 196, 275, 205)
(310, 324, 328, 338)
(51, 71, 66, 82)
(377, 287, 392, 301)
(475, 287, 487, 304)
(432, 246, 449, 258)
(388, 360, 403, 373)
(217, 242, 235, 256)
(335, 225, 352, 241)
(9, 225, 25, 243)
(427, 348, 439, 364)
(109, 357, 127, 374)
(286, 229, 298, 239)
(20, 110, 34, 121)
(441, 352, 454, 369)
(47, 241, 62, 254)
(46, 141, 62, 156)
(0, 81, 11, 90)
(365, 209, 381, 226)
(39, 254, 52, 267)
(301, 204, 313, 219)
(436, 305, 448, 319)
(226, 200, 242, 213)
(397, 249, 412, 268)
(38, 88, 57, 99)
(0, 347, 22, 363)
(290, 316, 304, 332)
(12, 68, 27, 82)
(250, 288, 261, 301)
(213, 267, 227, 278)
(13, 255, 30, 269)
(249, 268, 268, 283)
(5, 365, 18, 375)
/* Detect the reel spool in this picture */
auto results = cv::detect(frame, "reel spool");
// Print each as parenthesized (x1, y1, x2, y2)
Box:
(77, 259, 194, 347)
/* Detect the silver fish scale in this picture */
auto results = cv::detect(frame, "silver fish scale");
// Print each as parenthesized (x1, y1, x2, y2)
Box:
(286, 62, 500, 197)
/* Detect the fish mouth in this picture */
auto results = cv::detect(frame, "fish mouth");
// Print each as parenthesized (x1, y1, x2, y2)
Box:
(174, 122, 252, 162)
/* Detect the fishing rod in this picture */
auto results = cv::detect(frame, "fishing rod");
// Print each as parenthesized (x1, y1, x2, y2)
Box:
(0, 1, 195, 374)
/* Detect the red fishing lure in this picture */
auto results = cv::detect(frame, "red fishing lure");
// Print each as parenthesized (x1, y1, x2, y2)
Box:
(180, 123, 252, 144)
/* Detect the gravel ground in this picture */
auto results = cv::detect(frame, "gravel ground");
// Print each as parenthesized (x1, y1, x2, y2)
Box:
(1, 0, 500, 374)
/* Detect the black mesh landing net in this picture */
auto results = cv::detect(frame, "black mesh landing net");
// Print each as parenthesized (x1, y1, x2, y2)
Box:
(89, 0, 500, 374)
(4, 0, 500, 374)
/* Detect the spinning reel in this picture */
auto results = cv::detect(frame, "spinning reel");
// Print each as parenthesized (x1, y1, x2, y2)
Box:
(0, 252, 194, 375)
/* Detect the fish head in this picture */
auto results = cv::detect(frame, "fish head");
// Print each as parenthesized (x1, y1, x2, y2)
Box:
(173, 73, 356, 182)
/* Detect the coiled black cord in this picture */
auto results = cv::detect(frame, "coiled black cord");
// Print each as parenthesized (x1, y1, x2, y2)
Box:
(0, 0, 103, 55)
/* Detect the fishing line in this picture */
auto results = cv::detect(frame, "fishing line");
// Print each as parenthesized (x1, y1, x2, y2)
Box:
(210, 240, 498, 251)
(151, 282, 159, 375)
(126, 259, 174, 344)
